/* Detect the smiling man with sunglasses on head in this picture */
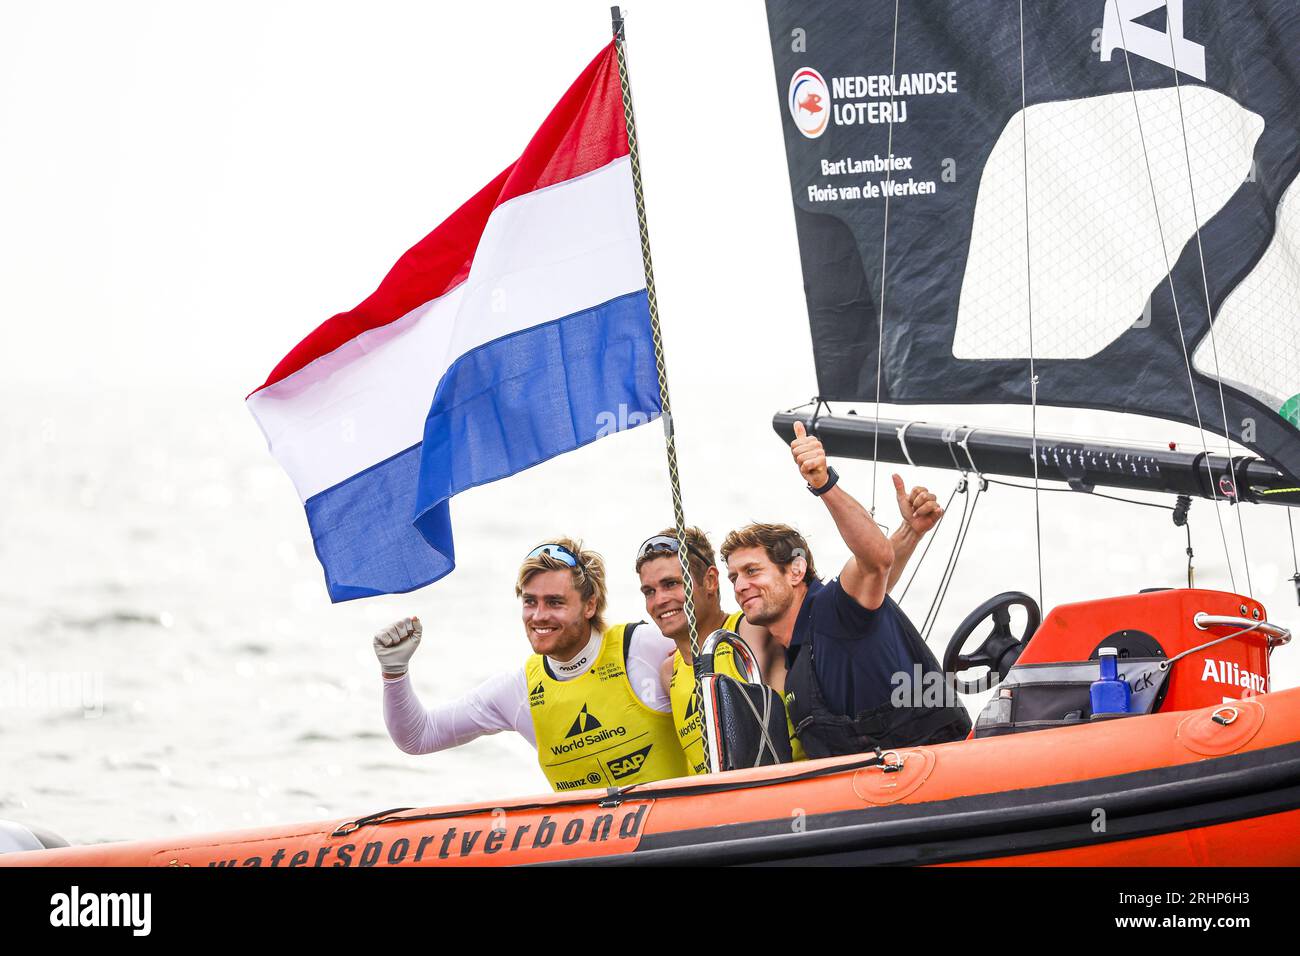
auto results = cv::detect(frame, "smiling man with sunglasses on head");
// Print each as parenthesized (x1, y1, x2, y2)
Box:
(374, 538, 687, 791)
(636, 528, 807, 774)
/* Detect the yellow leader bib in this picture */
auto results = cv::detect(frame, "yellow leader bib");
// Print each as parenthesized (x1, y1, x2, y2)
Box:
(526, 623, 687, 792)
(669, 611, 806, 774)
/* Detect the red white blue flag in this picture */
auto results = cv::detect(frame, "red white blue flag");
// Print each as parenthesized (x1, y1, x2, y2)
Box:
(247, 43, 658, 601)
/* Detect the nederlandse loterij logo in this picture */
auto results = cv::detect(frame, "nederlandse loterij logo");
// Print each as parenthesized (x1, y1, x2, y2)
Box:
(788, 67, 830, 138)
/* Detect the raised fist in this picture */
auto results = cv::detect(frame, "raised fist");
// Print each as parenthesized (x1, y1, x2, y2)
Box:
(373, 617, 423, 676)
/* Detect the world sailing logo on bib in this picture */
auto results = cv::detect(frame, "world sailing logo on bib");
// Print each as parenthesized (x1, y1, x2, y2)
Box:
(566, 704, 603, 737)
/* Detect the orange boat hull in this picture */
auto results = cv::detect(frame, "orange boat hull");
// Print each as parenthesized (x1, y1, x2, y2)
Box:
(6, 687, 1300, 867)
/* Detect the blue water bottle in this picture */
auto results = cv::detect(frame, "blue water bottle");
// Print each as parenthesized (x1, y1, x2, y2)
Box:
(1090, 647, 1131, 716)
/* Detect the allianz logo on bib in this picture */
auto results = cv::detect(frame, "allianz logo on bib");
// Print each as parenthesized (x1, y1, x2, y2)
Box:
(555, 771, 606, 791)
(50, 886, 151, 936)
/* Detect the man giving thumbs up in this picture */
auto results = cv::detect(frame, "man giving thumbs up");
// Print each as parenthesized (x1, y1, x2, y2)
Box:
(720, 420, 971, 758)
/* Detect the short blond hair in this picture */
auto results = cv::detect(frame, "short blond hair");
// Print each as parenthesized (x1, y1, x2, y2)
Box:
(720, 523, 817, 584)
(515, 537, 607, 632)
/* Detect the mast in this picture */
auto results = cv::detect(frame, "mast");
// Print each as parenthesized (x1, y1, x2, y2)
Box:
(774, 411, 1300, 508)
(611, 7, 712, 769)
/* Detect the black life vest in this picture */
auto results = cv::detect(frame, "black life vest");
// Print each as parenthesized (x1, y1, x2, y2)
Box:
(785, 605, 972, 758)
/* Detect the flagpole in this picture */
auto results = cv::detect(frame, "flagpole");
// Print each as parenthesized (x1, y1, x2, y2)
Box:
(611, 8, 709, 769)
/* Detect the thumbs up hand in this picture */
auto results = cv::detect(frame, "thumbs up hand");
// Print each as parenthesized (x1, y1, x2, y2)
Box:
(791, 421, 829, 490)
(893, 474, 942, 535)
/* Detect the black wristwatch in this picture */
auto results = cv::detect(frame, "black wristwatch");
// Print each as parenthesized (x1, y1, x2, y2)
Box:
(808, 466, 839, 496)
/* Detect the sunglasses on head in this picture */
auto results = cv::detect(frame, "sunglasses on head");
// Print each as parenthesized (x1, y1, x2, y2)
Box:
(638, 534, 711, 570)
(525, 543, 582, 568)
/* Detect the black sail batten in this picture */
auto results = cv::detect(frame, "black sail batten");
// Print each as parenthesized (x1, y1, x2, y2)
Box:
(764, 0, 1300, 480)
(773, 412, 1300, 509)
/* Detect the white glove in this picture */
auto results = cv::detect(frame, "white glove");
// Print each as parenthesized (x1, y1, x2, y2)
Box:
(373, 617, 422, 676)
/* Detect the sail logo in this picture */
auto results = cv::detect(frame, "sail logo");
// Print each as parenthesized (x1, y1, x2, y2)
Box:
(789, 67, 830, 138)
(1099, 0, 1207, 81)
(1200, 658, 1266, 694)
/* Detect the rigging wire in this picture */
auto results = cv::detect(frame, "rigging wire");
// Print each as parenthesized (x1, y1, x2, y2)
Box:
(1289, 508, 1299, 573)
(612, 17, 707, 771)
(922, 479, 984, 642)
(870, 0, 902, 516)
(1159, 17, 1255, 597)
(1288, 508, 1300, 603)
(1109, 0, 1239, 594)
(919, 484, 969, 639)
(1017, 1, 1045, 613)
(981, 476, 1175, 511)
(986, 476, 1196, 585)
(810, 405, 1242, 458)
(922, 481, 984, 642)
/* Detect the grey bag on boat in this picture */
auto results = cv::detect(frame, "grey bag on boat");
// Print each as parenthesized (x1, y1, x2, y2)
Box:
(974, 658, 1170, 738)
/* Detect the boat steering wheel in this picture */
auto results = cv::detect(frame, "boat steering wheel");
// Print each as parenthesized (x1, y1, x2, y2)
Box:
(942, 591, 1041, 695)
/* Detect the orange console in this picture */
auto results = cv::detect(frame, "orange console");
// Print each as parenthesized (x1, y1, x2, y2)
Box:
(1016, 588, 1283, 712)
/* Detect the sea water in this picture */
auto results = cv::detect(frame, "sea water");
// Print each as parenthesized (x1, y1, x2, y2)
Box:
(2, 384, 1296, 844)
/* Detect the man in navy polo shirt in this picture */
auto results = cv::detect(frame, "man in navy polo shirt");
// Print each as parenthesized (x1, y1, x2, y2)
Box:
(720, 422, 971, 758)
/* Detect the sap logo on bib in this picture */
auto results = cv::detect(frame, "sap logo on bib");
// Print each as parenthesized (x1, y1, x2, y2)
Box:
(789, 68, 830, 139)
(608, 744, 654, 781)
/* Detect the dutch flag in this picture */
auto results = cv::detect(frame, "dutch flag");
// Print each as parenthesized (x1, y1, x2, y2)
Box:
(247, 43, 659, 601)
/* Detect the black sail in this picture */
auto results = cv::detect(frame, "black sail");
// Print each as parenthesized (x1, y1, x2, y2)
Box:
(764, 0, 1300, 480)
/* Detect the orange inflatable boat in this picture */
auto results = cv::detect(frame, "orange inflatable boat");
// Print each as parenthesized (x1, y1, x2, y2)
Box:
(4, 587, 1298, 867)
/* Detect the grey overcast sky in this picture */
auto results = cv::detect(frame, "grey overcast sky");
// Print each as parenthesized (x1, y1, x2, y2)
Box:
(0, 1, 810, 396)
